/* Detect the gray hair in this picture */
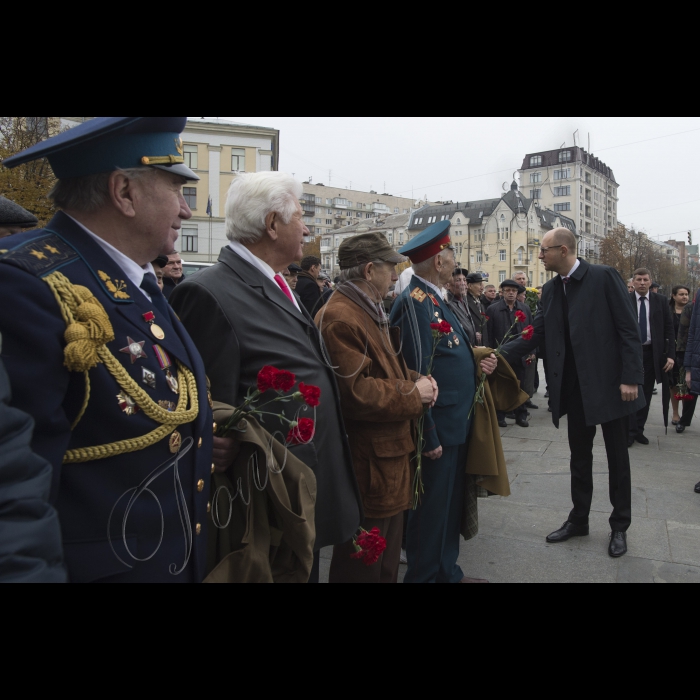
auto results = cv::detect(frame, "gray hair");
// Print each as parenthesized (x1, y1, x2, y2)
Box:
(225, 172, 303, 245)
(412, 249, 452, 278)
(49, 168, 154, 212)
(339, 260, 385, 284)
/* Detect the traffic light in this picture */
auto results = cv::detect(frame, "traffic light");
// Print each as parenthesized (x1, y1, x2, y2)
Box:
(690, 231, 694, 246)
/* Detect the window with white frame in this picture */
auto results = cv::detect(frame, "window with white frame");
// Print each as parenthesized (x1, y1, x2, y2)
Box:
(181, 227, 198, 253)
(231, 148, 246, 172)
(183, 144, 198, 170)
(530, 156, 542, 167)
(499, 250, 507, 262)
(530, 172, 542, 184)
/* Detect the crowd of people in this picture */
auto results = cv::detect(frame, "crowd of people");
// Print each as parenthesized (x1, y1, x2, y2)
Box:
(1, 116, 699, 584)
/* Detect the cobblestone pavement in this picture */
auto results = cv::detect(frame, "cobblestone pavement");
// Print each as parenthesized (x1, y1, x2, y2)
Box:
(321, 377, 700, 583)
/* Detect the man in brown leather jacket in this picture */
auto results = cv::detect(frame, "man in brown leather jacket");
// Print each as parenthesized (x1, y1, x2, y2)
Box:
(317, 233, 437, 583)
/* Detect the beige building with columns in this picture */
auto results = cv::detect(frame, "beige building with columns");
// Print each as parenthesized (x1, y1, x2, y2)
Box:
(60, 117, 280, 262)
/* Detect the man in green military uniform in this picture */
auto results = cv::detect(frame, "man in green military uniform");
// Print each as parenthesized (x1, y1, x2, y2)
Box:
(0, 117, 214, 583)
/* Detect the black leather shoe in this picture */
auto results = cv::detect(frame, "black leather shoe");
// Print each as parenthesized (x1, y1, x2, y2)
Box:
(609, 531, 628, 558)
(547, 522, 589, 543)
(526, 401, 539, 410)
(548, 407, 553, 413)
(636, 435, 650, 446)
(498, 420, 508, 429)
(628, 438, 635, 448)
(544, 392, 550, 399)
(516, 419, 530, 428)
(653, 388, 658, 396)
(677, 425, 686, 434)
(694, 482, 700, 494)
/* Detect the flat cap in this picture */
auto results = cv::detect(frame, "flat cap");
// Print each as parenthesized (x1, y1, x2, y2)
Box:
(500, 279, 520, 290)
(288, 263, 303, 274)
(453, 268, 469, 278)
(466, 273, 484, 284)
(0, 196, 38, 228)
(651, 282, 661, 289)
(399, 220, 451, 263)
(3, 117, 199, 181)
(338, 232, 404, 270)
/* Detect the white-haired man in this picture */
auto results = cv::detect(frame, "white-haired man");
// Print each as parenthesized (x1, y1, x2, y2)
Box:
(171, 172, 363, 583)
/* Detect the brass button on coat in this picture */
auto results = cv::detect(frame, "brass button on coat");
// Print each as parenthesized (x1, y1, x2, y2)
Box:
(196, 524, 202, 536)
(197, 479, 205, 493)
(211, 464, 216, 475)
(198, 438, 203, 449)
(207, 502, 211, 514)
(213, 422, 217, 435)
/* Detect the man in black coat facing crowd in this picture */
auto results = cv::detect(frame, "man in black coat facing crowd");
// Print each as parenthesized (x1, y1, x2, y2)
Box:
(502, 228, 645, 558)
(488, 279, 534, 428)
(296, 255, 324, 317)
(628, 269, 675, 447)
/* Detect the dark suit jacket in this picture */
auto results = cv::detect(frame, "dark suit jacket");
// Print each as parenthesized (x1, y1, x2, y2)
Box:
(0, 213, 213, 583)
(629, 292, 676, 383)
(390, 277, 477, 452)
(296, 272, 323, 318)
(0, 355, 66, 583)
(487, 300, 533, 380)
(502, 260, 645, 428)
(466, 293, 490, 347)
(171, 246, 362, 551)
(444, 292, 476, 346)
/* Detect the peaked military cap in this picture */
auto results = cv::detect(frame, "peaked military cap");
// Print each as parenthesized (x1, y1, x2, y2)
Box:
(3, 117, 199, 181)
(0, 196, 38, 228)
(399, 220, 452, 263)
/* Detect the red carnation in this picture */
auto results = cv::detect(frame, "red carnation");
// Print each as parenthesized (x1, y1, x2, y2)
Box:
(286, 418, 315, 446)
(482, 314, 490, 322)
(439, 321, 452, 335)
(257, 366, 278, 393)
(515, 311, 527, 324)
(522, 325, 535, 341)
(351, 528, 387, 567)
(272, 369, 296, 393)
(298, 383, 321, 408)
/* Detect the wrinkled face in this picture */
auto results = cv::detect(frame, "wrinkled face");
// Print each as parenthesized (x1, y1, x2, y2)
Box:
(503, 286, 519, 304)
(634, 275, 651, 295)
(628, 283, 635, 293)
(288, 273, 298, 290)
(366, 262, 399, 300)
(453, 274, 467, 297)
(674, 288, 690, 306)
(468, 281, 483, 297)
(438, 249, 457, 286)
(132, 171, 192, 259)
(163, 254, 183, 279)
(276, 203, 310, 266)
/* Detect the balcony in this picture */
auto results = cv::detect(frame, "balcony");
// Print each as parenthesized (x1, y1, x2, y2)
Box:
(320, 245, 331, 253)
(528, 236, 540, 247)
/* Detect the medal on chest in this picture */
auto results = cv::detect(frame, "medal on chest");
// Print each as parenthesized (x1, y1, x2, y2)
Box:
(153, 344, 179, 394)
(143, 311, 166, 340)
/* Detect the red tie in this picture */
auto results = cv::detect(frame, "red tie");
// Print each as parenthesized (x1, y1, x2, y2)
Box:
(274, 275, 295, 305)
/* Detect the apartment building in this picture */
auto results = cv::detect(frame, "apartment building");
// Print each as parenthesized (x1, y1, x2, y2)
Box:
(61, 117, 280, 262)
(301, 183, 428, 239)
(406, 182, 578, 287)
(518, 147, 619, 263)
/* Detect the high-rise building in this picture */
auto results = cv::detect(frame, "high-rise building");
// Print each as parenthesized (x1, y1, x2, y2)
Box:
(518, 147, 619, 263)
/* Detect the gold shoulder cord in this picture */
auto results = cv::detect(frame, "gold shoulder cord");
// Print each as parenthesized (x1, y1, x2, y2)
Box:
(42, 271, 199, 465)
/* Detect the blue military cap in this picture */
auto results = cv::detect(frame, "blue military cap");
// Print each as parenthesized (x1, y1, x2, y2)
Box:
(3, 117, 199, 181)
(399, 219, 452, 263)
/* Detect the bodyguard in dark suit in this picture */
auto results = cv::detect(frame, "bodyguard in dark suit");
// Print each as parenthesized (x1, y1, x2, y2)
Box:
(0, 117, 214, 583)
(465, 273, 490, 347)
(391, 221, 496, 584)
(628, 269, 676, 446)
(170, 172, 362, 582)
(502, 228, 644, 558)
(0, 348, 66, 583)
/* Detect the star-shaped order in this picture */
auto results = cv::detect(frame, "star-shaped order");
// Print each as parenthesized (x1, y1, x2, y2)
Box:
(120, 337, 147, 364)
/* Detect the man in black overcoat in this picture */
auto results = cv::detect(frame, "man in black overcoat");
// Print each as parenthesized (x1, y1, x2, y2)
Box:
(502, 228, 645, 558)
(488, 280, 534, 428)
(466, 273, 490, 347)
(295, 255, 324, 317)
(628, 269, 676, 447)
(171, 173, 362, 583)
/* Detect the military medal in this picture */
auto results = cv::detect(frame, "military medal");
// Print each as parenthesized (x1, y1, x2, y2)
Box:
(427, 293, 440, 308)
(159, 400, 177, 412)
(448, 341, 453, 349)
(117, 392, 139, 415)
(142, 368, 157, 389)
(154, 345, 179, 394)
(143, 311, 165, 340)
(454, 335, 461, 347)
(120, 337, 147, 364)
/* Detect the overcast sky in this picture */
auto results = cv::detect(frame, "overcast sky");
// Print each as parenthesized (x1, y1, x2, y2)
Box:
(203, 117, 700, 243)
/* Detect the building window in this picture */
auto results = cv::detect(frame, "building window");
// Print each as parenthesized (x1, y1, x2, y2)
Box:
(181, 227, 198, 253)
(394, 208, 400, 214)
(518, 249, 523, 264)
(553, 168, 570, 180)
(366, 213, 373, 219)
(183, 187, 197, 210)
(585, 223, 591, 234)
(387, 233, 393, 244)
(499, 271, 507, 284)
(315, 197, 322, 204)
(554, 203, 571, 212)
(499, 250, 507, 262)
(183, 144, 198, 170)
(559, 150, 572, 163)
(315, 218, 322, 224)
(326, 199, 332, 205)
(585, 206, 592, 218)
(554, 186, 571, 197)
(530, 156, 542, 167)
(327, 209, 333, 215)
(477, 251, 483, 263)
(530, 189, 542, 200)
(585, 189, 592, 202)
(231, 148, 246, 172)
(325, 219, 333, 225)
(530, 173, 542, 184)
(585, 173, 592, 185)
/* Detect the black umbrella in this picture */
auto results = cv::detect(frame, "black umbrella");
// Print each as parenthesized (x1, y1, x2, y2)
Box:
(662, 339, 671, 436)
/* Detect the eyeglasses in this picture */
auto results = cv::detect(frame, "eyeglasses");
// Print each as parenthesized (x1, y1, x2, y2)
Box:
(539, 245, 564, 255)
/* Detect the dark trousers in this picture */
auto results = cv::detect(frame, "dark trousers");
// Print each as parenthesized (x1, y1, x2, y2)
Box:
(680, 397, 698, 427)
(328, 512, 404, 584)
(497, 404, 528, 422)
(567, 382, 632, 532)
(405, 443, 467, 584)
(630, 345, 657, 438)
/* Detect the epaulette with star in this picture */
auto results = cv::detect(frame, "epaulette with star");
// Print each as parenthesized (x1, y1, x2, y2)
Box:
(0, 234, 79, 278)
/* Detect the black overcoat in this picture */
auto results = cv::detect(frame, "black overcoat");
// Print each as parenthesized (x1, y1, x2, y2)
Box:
(503, 260, 645, 428)
(487, 299, 533, 380)
(171, 246, 363, 551)
(466, 293, 490, 347)
(628, 292, 676, 384)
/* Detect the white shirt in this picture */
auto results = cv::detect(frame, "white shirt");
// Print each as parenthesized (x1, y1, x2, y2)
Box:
(635, 291, 652, 346)
(65, 214, 155, 302)
(228, 241, 301, 312)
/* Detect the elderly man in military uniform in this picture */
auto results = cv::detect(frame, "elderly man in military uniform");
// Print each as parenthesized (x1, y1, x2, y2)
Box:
(0, 117, 214, 583)
(390, 220, 497, 584)
(0, 196, 38, 239)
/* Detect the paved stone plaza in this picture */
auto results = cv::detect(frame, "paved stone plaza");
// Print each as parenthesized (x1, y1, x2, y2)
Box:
(320, 377, 700, 583)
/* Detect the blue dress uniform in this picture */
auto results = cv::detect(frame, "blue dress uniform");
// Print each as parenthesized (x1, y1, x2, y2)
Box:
(390, 222, 477, 584)
(0, 118, 213, 583)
